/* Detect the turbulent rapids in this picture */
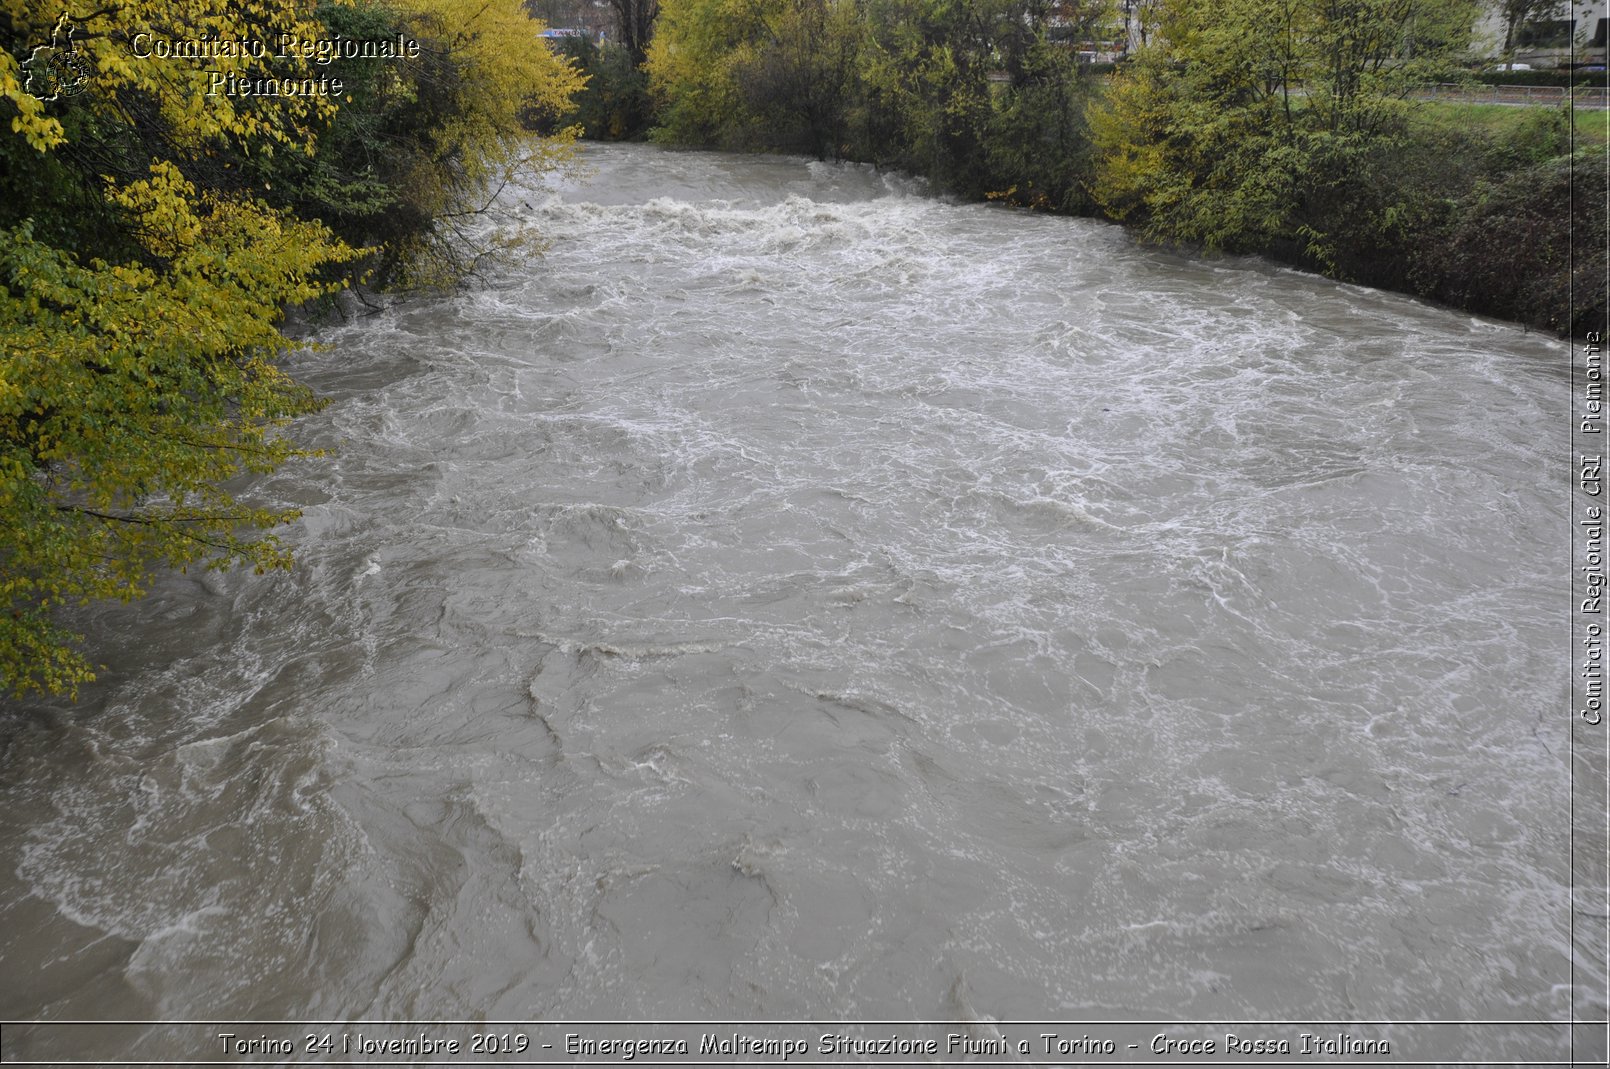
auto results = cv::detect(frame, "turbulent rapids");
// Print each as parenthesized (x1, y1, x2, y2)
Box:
(0, 143, 1592, 1057)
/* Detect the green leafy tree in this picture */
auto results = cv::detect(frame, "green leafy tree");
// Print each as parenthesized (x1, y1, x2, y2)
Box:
(856, 0, 999, 189)
(1089, 0, 1482, 263)
(558, 35, 655, 140)
(851, 0, 1107, 202)
(732, 0, 863, 157)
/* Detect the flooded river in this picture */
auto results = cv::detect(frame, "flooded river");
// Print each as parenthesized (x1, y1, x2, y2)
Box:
(0, 144, 1595, 1061)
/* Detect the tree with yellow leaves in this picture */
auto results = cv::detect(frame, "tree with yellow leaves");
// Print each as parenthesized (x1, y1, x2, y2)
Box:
(284, 0, 584, 283)
(0, 0, 581, 697)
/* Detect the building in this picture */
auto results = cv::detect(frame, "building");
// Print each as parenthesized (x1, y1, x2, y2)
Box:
(523, 0, 613, 41)
(1480, 2, 1608, 67)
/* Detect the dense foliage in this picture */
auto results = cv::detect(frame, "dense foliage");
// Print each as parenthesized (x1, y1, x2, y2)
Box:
(1088, 1, 1483, 256)
(1415, 146, 1606, 336)
(0, 0, 581, 697)
(645, 0, 1108, 207)
(556, 35, 654, 141)
(1085, 0, 1601, 329)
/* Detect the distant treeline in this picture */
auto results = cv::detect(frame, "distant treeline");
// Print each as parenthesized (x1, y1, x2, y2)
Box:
(561, 0, 1606, 340)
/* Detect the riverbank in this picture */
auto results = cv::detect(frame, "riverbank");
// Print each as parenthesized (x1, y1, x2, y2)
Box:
(566, 2, 1606, 341)
(0, 0, 581, 699)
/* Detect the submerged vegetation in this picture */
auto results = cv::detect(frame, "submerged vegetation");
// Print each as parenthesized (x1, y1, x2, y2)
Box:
(0, 0, 581, 697)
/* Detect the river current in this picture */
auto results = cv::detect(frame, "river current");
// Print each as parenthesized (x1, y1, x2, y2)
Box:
(0, 144, 1594, 1058)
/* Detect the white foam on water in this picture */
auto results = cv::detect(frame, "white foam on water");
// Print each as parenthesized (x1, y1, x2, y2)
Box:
(0, 143, 1579, 1034)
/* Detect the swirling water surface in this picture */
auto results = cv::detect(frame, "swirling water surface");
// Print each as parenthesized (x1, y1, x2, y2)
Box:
(0, 144, 1590, 1057)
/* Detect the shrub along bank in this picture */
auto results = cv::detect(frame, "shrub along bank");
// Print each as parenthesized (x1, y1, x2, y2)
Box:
(554, 35, 655, 141)
(0, 0, 582, 697)
(634, 0, 1605, 338)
